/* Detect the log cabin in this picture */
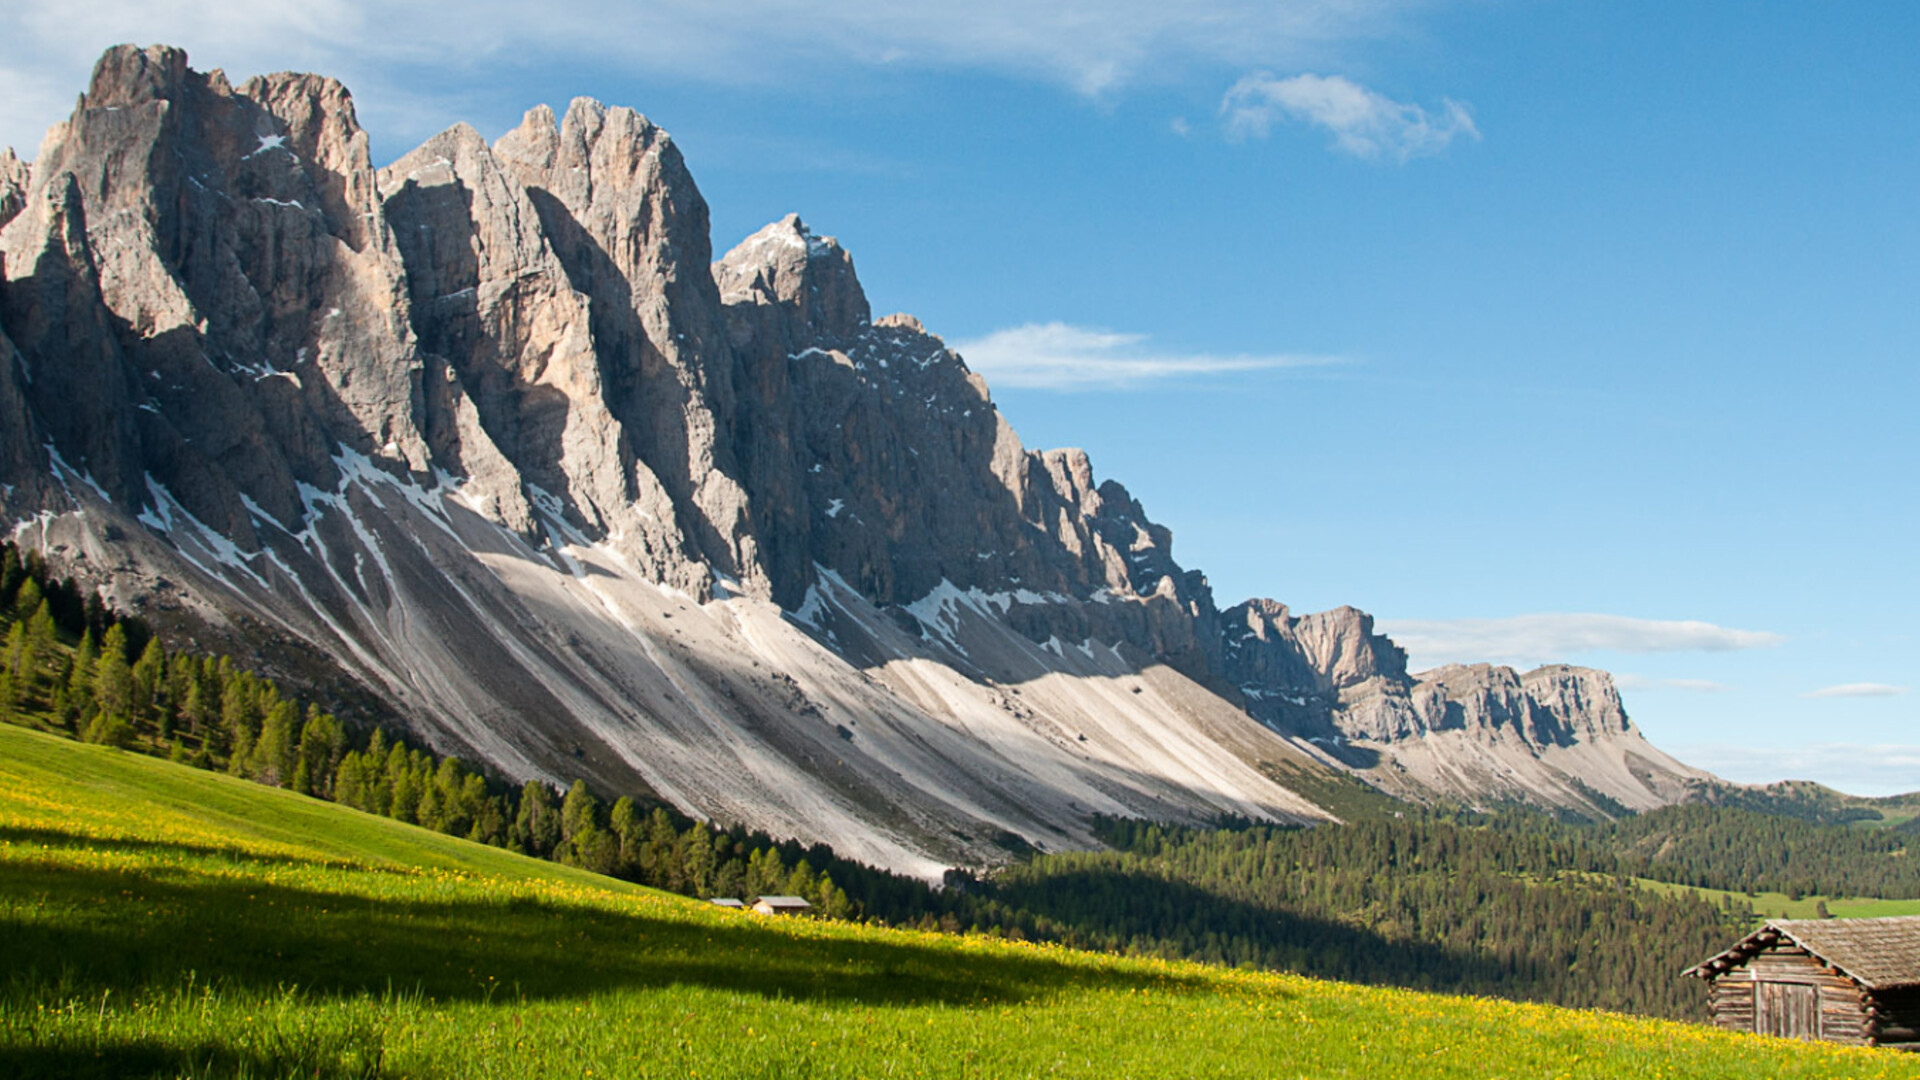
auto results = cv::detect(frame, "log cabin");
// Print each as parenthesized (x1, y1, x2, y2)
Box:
(1685, 915, 1920, 1049)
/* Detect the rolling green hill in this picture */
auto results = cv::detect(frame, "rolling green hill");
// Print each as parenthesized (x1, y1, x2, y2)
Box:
(4, 725, 1917, 1079)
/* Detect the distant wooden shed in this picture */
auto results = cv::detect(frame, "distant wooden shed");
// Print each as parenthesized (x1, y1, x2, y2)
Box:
(752, 895, 812, 916)
(708, 898, 746, 910)
(1685, 916, 1920, 1048)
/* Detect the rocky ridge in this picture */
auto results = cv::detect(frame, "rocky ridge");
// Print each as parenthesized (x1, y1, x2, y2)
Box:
(0, 46, 1704, 873)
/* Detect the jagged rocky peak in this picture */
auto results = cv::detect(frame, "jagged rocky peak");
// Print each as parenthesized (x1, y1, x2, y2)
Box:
(83, 42, 191, 107)
(1343, 660, 1632, 751)
(1222, 600, 1408, 695)
(238, 70, 382, 252)
(1517, 663, 1631, 737)
(1294, 606, 1409, 689)
(490, 94, 762, 598)
(1, 148, 32, 230)
(0, 42, 429, 540)
(715, 213, 870, 343)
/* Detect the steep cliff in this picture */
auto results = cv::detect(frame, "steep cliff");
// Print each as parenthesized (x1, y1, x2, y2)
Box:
(0, 47, 1703, 874)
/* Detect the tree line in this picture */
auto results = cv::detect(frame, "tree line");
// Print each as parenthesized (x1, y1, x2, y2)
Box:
(967, 815, 1746, 1020)
(1599, 803, 1920, 899)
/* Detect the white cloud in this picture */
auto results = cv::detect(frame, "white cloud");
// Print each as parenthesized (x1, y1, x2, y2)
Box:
(951, 322, 1342, 391)
(1221, 71, 1478, 161)
(1804, 683, 1909, 699)
(1671, 743, 1920, 798)
(1380, 613, 1783, 671)
(0, 1, 1421, 157)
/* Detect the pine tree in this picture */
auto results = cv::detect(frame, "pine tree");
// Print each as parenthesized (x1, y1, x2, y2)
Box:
(25, 602, 56, 685)
(644, 808, 682, 890)
(785, 859, 818, 903)
(515, 781, 561, 857)
(221, 675, 260, 767)
(684, 822, 716, 897)
(296, 708, 341, 798)
(2, 622, 25, 712)
(0, 544, 21, 607)
(178, 666, 210, 737)
(11, 577, 41, 622)
(252, 700, 298, 786)
(132, 638, 166, 731)
(561, 780, 599, 843)
(610, 796, 640, 865)
(364, 730, 394, 815)
(62, 631, 98, 730)
(92, 624, 135, 729)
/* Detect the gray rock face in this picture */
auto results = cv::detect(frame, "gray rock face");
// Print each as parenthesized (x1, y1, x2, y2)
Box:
(0, 149, 27, 230)
(0, 46, 1704, 865)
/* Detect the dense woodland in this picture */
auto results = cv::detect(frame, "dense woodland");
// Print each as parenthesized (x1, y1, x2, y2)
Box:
(985, 816, 1741, 1018)
(5, 540, 1916, 1022)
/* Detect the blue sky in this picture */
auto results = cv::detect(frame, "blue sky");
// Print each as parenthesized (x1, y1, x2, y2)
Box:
(3, 2, 1915, 793)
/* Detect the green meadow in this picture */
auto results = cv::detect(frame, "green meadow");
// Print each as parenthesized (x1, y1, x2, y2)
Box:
(4, 724, 1918, 1079)
(1635, 878, 1920, 923)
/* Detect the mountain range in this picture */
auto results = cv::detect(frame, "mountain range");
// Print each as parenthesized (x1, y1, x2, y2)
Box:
(0, 45, 1706, 875)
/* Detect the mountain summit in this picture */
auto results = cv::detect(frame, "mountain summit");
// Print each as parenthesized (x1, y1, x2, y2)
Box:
(0, 46, 1703, 874)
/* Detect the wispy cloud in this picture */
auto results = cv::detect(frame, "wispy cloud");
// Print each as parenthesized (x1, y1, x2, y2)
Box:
(1380, 613, 1783, 671)
(1804, 683, 1909, 699)
(1222, 72, 1478, 161)
(952, 322, 1342, 391)
(0, 1, 1422, 156)
(1671, 743, 1920, 798)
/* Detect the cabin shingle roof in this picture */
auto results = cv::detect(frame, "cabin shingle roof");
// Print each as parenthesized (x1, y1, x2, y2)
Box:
(1687, 915, 1920, 990)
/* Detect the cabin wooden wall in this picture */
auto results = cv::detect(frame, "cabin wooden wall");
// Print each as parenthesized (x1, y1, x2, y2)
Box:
(1871, 988, 1920, 1051)
(1706, 945, 1872, 1046)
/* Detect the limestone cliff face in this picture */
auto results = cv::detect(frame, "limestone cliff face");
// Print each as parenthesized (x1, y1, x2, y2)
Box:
(0, 46, 1704, 865)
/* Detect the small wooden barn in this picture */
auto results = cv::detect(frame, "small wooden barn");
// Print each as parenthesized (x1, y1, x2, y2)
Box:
(752, 895, 812, 916)
(1685, 916, 1920, 1048)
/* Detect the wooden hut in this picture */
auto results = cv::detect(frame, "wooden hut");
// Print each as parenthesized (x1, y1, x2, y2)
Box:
(1685, 916, 1920, 1048)
(752, 895, 812, 916)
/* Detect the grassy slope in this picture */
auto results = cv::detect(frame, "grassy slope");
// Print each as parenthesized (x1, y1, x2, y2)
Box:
(1636, 878, 1920, 922)
(3, 726, 1918, 1080)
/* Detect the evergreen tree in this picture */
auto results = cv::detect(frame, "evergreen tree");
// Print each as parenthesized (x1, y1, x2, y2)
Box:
(251, 700, 298, 786)
(132, 638, 167, 730)
(221, 675, 259, 766)
(644, 808, 683, 891)
(610, 796, 640, 864)
(178, 665, 210, 737)
(561, 780, 599, 842)
(11, 577, 42, 621)
(2, 622, 25, 711)
(25, 602, 57, 686)
(92, 624, 135, 728)
(684, 822, 716, 897)
(62, 631, 98, 730)
(296, 709, 342, 798)
(515, 781, 561, 857)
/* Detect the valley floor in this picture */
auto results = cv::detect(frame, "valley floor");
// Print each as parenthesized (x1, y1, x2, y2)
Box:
(3, 726, 1917, 1079)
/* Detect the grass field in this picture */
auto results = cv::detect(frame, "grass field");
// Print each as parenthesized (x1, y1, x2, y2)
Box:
(1636, 878, 1920, 922)
(5, 726, 1919, 1078)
